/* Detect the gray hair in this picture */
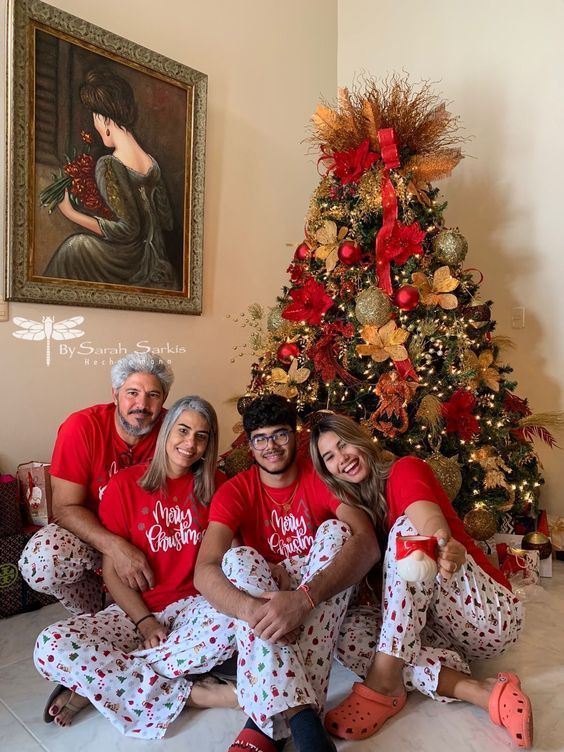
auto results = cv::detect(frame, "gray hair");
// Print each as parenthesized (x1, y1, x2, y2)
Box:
(111, 352, 174, 397)
(139, 395, 219, 504)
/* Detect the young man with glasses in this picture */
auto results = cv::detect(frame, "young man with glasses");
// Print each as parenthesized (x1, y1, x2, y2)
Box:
(195, 394, 379, 752)
(19, 352, 172, 615)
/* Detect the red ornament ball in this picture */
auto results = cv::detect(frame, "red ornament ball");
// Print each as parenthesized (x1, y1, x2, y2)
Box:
(294, 242, 310, 261)
(338, 240, 362, 266)
(394, 285, 420, 311)
(277, 342, 300, 364)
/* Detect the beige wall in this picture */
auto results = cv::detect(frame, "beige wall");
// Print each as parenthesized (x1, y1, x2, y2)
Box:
(0, 0, 337, 468)
(2, 0, 561, 515)
(338, 0, 564, 514)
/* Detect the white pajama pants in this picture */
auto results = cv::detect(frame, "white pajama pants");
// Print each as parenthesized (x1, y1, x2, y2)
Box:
(223, 518, 353, 740)
(19, 523, 105, 615)
(337, 515, 524, 701)
(34, 594, 237, 738)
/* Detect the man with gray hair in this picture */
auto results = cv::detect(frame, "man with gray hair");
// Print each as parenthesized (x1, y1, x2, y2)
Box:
(19, 352, 173, 615)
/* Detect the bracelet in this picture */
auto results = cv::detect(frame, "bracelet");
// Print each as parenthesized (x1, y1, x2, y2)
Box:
(298, 583, 316, 610)
(134, 613, 154, 629)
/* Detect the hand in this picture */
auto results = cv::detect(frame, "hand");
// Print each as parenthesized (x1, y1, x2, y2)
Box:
(57, 190, 74, 219)
(435, 528, 466, 580)
(138, 616, 168, 649)
(110, 538, 154, 592)
(268, 562, 291, 591)
(246, 590, 310, 644)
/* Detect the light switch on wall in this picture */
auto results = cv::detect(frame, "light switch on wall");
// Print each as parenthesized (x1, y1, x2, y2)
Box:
(511, 306, 525, 329)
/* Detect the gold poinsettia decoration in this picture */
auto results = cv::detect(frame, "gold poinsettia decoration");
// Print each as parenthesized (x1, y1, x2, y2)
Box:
(314, 220, 349, 272)
(356, 320, 409, 363)
(463, 349, 501, 392)
(412, 265, 459, 309)
(271, 359, 311, 398)
(472, 445, 511, 490)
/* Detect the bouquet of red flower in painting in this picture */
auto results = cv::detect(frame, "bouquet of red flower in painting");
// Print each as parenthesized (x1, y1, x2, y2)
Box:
(39, 130, 113, 218)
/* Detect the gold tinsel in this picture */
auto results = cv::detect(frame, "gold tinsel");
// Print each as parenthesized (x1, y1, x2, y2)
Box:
(309, 75, 466, 170)
(356, 170, 383, 214)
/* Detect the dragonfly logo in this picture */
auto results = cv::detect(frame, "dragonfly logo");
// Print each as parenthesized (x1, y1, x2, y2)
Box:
(12, 316, 85, 366)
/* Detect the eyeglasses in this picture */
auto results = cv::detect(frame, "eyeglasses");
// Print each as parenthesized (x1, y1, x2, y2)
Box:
(249, 429, 293, 451)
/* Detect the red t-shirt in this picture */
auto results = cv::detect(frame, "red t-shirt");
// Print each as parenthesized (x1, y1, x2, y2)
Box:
(386, 457, 510, 589)
(50, 403, 164, 513)
(99, 463, 225, 611)
(209, 459, 340, 563)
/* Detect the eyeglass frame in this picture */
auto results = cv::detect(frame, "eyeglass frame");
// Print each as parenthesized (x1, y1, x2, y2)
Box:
(248, 428, 294, 451)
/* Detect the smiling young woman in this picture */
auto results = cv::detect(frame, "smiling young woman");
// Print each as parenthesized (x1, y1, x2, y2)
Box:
(310, 413, 532, 749)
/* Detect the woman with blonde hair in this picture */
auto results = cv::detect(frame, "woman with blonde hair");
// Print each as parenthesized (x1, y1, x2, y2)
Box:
(310, 412, 533, 749)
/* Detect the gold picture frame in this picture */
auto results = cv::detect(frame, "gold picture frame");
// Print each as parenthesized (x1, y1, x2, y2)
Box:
(5, 0, 207, 314)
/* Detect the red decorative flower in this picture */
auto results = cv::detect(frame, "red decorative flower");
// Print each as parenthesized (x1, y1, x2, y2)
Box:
(282, 278, 333, 325)
(383, 220, 426, 265)
(286, 262, 308, 285)
(441, 389, 479, 440)
(80, 130, 94, 144)
(503, 392, 531, 417)
(330, 139, 379, 185)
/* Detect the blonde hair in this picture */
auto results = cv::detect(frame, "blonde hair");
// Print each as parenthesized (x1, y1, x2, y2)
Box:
(310, 414, 394, 544)
(139, 395, 219, 505)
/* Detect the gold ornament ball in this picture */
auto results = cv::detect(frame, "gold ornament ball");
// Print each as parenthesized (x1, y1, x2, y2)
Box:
(433, 230, 468, 266)
(426, 454, 462, 502)
(521, 532, 552, 560)
(355, 287, 392, 326)
(463, 507, 498, 541)
(224, 447, 254, 478)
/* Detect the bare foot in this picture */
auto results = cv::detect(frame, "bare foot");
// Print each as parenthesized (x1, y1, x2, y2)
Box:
(188, 676, 239, 709)
(49, 689, 90, 727)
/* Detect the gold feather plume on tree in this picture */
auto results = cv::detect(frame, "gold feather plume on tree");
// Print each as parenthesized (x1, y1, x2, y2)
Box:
(310, 74, 467, 182)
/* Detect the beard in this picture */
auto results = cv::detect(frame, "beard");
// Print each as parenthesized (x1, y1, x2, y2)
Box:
(116, 408, 157, 437)
(396, 551, 437, 583)
(254, 443, 297, 476)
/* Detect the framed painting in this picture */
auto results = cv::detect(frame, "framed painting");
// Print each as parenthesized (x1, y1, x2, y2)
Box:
(5, 0, 207, 314)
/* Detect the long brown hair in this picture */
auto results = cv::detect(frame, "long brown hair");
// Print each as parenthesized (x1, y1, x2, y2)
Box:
(310, 414, 394, 546)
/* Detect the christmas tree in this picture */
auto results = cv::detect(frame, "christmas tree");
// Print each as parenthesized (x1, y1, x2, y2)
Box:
(227, 77, 559, 537)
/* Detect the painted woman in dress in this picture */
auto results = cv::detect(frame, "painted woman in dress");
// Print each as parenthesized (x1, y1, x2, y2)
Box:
(310, 413, 533, 749)
(44, 68, 178, 289)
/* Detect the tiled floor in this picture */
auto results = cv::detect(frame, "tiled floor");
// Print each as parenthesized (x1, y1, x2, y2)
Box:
(1, 563, 563, 751)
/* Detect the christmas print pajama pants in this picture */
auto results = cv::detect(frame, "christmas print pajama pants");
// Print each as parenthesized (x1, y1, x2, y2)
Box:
(34, 594, 237, 738)
(222, 518, 353, 741)
(19, 523, 105, 615)
(337, 515, 524, 701)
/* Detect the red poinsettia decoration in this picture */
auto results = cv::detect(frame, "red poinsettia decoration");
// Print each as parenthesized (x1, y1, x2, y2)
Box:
(441, 389, 479, 440)
(384, 221, 426, 264)
(282, 277, 333, 325)
(329, 139, 380, 185)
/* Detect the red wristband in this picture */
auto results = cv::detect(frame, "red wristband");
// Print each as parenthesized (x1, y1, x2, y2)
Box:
(298, 583, 315, 610)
